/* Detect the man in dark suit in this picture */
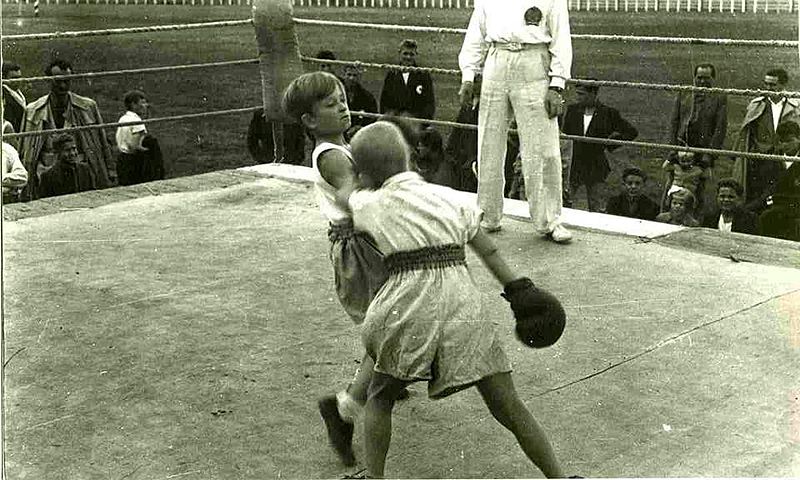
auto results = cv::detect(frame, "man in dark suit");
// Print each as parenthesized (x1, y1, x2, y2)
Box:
(2, 62, 26, 134)
(701, 178, 758, 234)
(379, 39, 435, 121)
(669, 63, 727, 171)
(605, 167, 660, 221)
(561, 82, 638, 212)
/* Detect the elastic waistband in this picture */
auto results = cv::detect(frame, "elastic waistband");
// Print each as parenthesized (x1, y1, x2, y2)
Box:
(385, 244, 466, 274)
(328, 220, 355, 242)
(491, 41, 543, 52)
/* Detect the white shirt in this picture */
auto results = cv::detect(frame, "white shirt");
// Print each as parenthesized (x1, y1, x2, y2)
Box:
(583, 112, 594, 134)
(1, 141, 28, 192)
(115, 111, 147, 154)
(311, 142, 353, 224)
(717, 215, 732, 233)
(459, 0, 572, 88)
(402, 72, 410, 85)
(770, 98, 785, 132)
(349, 171, 482, 255)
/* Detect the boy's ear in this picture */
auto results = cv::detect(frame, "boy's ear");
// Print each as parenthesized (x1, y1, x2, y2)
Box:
(300, 112, 317, 130)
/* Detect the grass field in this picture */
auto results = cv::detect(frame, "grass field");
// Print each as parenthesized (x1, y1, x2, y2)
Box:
(1, 6, 797, 207)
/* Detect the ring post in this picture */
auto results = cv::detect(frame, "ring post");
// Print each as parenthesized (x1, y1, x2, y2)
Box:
(252, 0, 304, 163)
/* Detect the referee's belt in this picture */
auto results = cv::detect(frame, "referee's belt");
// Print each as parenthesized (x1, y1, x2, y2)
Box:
(491, 41, 539, 52)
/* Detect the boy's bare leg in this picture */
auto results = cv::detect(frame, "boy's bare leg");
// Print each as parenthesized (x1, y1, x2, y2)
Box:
(476, 372, 564, 478)
(364, 372, 412, 479)
(346, 353, 375, 405)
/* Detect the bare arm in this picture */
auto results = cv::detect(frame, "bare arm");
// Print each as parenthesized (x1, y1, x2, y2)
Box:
(468, 229, 523, 286)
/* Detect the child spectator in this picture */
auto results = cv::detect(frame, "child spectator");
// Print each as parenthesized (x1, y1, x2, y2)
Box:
(415, 127, 457, 188)
(38, 133, 94, 198)
(656, 188, 700, 227)
(116, 90, 165, 185)
(701, 178, 758, 234)
(282, 71, 389, 468)
(661, 149, 709, 213)
(337, 121, 567, 479)
(605, 167, 660, 221)
(341, 64, 378, 139)
(2, 140, 28, 203)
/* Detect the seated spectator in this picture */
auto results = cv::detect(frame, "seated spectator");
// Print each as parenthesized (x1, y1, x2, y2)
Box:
(446, 75, 481, 193)
(561, 82, 638, 212)
(757, 162, 800, 241)
(605, 167, 660, 221)
(247, 110, 306, 165)
(700, 178, 758, 234)
(115, 90, 165, 186)
(38, 133, 95, 198)
(655, 188, 700, 226)
(342, 64, 378, 139)
(661, 149, 709, 214)
(2, 140, 28, 204)
(415, 127, 456, 188)
(379, 39, 435, 122)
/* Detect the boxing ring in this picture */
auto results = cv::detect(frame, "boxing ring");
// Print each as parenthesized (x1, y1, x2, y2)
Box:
(2, 4, 800, 478)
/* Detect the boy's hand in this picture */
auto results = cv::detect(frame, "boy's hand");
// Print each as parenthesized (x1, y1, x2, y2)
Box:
(502, 277, 566, 348)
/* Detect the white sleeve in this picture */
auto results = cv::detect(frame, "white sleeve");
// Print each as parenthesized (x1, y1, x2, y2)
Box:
(458, 3, 487, 84)
(547, 0, 572, 89)
(2, 144, 28, 188)
(348, 189, 382, 235)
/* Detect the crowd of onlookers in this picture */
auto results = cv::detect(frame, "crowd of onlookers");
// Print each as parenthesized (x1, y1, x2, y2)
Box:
(3, 44, 798, 242)
(1, 59, 164, 204)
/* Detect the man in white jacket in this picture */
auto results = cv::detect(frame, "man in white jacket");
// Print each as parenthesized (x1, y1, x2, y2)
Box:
(459, 0, 573, 243)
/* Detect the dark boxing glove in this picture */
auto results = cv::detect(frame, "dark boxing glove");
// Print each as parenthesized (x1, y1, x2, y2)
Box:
(501, 277, 566, 348)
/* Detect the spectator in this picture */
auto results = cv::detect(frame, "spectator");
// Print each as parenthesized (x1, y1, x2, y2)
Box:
(415, 127, 457, 188)
(247, 110, 306, 165)
(115, 90, 165, 185)
(2, 62, 26, 133)
(316, 50, 339, 75)
(2, 140, 28, 204)
(655, 188, 700, 226)
(38, 133, 95, 198)
(758, 161, 800, 241)
(700, 178, 758, 234)
(605, 167, 660, 221)
(561, 82, 638, 212)
(21, 59, 116, 200)
(445, 75, 481, 193)
(661, 149, 709, 214)
(732, 68, 800, 214)
(379, 39, 436, 121)
(668, 63, 727, 172)
(342, 64, 378, 139)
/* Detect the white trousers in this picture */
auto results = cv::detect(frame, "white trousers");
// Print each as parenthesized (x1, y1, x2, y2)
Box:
(477, 45, 563, 234)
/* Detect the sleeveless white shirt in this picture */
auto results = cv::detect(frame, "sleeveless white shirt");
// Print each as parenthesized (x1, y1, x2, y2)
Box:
(311, 142, 353, 224)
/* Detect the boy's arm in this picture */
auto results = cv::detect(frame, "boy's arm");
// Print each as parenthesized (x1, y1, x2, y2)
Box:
(468, 229, 523, 286)
(318, 149, 356, 190)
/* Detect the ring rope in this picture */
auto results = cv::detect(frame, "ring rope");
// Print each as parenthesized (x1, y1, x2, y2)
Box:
(2, 106, 262, 140)
(1, 59, 259, 85)
(5, 56, 797, 100)
(5, 17, 795, 49)
(5, 108, 796, 164)
(294, 18, 797, 48)
(3, 19, 253, 41)
(354, 111, 800, 164)
(303, 57, 800, 99)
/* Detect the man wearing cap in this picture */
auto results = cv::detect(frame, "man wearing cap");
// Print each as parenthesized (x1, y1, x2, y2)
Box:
(458, 0, 573, 243)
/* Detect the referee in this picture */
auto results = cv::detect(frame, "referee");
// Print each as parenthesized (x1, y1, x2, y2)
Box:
(459, 0, 573, 243)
